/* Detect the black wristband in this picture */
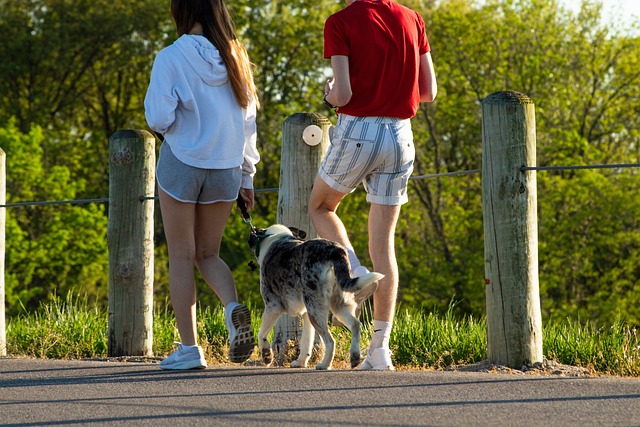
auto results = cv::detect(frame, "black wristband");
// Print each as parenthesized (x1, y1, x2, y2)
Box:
(323, 93, 337, 110)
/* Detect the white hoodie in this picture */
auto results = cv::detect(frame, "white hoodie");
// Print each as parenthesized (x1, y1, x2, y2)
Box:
(144, 34, 259, 189)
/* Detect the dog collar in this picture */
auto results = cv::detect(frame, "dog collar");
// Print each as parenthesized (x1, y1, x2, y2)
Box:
(252, 233, 273, 259)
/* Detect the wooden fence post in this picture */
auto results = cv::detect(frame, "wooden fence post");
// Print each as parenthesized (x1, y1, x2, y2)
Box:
(0, 149, 5, 356)
(481, 91, 543, 368)
(271, 112, 331, 364)
(108, 130, 155, 357)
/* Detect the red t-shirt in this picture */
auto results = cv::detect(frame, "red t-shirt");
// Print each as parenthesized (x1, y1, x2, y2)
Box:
(324, 0, 430, 119)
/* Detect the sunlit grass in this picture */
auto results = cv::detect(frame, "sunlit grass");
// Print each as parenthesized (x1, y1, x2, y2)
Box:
(544, 316, 640, 377)
(390, 304, 487, 369)
(5, 294, 639, 376)
(7, 293, 108, 359)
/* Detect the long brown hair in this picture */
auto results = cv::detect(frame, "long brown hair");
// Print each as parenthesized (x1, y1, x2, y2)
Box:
(171, 0, 258, 109)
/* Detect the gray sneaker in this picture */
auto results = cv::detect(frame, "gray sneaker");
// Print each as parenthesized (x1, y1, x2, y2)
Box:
(160, 343, 207, 370)
(226, 304, 256, 363)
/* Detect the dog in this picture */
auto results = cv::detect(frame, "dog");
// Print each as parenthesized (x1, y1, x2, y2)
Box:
(249, 224, 383, 370)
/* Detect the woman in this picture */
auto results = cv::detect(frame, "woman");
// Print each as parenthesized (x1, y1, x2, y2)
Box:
(145, 0, 259, 370)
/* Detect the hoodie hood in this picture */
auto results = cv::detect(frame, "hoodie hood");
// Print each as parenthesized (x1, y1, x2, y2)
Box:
(174, 35, 229, 86)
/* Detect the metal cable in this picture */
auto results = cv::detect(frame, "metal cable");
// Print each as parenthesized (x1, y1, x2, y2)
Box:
(411, 169, 481, 180)
(1, 164, 637, 209)
(521, 163, 640, 172)
(137, 187, 280, 202)
(0, 198, 110, 208)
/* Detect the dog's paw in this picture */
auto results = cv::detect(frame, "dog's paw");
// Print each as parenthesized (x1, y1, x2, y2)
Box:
(350, 352, 361, 369)
(315, 363, 332, 371)
(290, 359, 308, 368)
(261, 348, 273, 367)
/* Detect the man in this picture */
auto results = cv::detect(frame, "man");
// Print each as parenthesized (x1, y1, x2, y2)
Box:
(308, 0, 437, 370)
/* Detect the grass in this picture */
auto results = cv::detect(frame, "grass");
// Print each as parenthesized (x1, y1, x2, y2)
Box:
(544, 316, 640, 376)
(391, 304, 487, 369)
(7, 294, 108, 359)
(5, 294, 639, 377)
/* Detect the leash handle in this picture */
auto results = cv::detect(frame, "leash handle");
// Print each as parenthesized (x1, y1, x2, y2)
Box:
(236, 193, 256, 231)
(236, 193, 250, 220)
(236, 193, 258, 271)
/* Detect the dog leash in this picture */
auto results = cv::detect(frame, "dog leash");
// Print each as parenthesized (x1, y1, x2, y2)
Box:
(236, 193, 256, 233)
(236, 194, 259, 271)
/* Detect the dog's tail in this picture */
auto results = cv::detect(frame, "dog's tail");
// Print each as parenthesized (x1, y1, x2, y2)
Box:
(337, 267, 384, 305)
(352, 272, 384, 304)
(325, 244, 383, 302)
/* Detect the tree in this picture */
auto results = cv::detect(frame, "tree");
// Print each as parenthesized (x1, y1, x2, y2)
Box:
(0, 120, 108, 316)
(0, 0, 167, 198)
(408, 0, 640, 324)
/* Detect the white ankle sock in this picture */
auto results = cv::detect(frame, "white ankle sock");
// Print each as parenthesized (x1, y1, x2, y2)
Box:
(181, 344, 199, 349)
(345, 246, 362, 271)
(369, 320, 392, 350)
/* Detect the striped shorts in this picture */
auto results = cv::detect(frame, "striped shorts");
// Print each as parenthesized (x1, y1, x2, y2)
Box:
(156, 142, 241, 204)
(318, 114, 415, 206)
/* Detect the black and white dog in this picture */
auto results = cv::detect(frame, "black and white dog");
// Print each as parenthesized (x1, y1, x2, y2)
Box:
(249, 224, 383, 370)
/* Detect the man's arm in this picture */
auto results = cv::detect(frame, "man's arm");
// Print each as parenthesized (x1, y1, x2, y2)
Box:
(326, 55, 352, 107)
(419, 52, 437, 103)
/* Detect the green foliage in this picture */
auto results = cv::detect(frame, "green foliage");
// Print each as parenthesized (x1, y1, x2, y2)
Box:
(7, 293, 108, 359)
(539, 171, 640, 325)
(392, 304, 487, 368)
(8, 296, 639, 376)
(0, 0, 168, 198)
(407, 0, 640, 324)
(0, 120, 108, 316)
(544, 316, 640, 376)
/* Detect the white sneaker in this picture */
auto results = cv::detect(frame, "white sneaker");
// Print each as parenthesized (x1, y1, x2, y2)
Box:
(359, 348, 395, 371)
(160, 343, 207, 370)
(225, 304, 256, 363)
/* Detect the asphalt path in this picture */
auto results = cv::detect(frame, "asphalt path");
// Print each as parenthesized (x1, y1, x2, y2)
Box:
(1, 357, 640, 426)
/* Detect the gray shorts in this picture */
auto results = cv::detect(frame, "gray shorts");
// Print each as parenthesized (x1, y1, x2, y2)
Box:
(156, 143, 241, 204)
(318, 114, 415, 205)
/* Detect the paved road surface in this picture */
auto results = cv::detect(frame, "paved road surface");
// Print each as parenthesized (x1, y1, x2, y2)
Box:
(1, 357, 639, 426)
